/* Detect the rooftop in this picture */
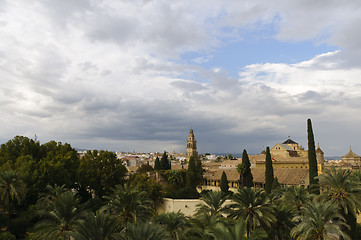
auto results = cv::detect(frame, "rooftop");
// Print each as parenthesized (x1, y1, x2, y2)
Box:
(282, 138, 298, 144)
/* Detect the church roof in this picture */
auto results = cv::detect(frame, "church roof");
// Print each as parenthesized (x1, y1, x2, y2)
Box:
(316, 145, 324, 154)
(282, 138, 298, 144)
(342, 148, 360, 158)
(279, 144, 294, 151)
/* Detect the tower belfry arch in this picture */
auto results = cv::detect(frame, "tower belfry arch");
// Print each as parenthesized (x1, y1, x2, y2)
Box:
(186, 128, 198, 160)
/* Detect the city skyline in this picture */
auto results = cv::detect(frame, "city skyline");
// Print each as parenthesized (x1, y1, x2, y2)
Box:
(1, 1, 361, 156)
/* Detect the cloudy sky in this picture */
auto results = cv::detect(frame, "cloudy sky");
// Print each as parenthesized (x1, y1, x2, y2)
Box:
(1, 0, 361, 156)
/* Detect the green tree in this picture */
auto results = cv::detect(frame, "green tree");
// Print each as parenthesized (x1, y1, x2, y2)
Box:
(128, 173, 163, 210)
(0, 170, 26, 230)
(226, 187, 275, 238)
(220, 171, 229, 193)
(136, 163, 153, 173)
(0, 136, 41, 166)
(186, 156, 203, 190)
(196, 190, 228, 217)
(0, 231, 16, 240)
(102, 184, 153, 226)
(37, 142, 79, 191)
(317, 167, 361, 239)
(282, 186, 311, 215)
(77, 150, 127, 198)
(154, 156, 161, 171)
(195, 157, 203, 184)
(265, 146, 274, 194)
(160, 151, 171, 170)
(241, 150, 253, 188)
(36, 184, 68, 211)
(116, 221, 169, 240)
(155, 212, 187, 240)
(269, 205, 294, 240)
(213, 220, 267, 240)
(307, 118, 319, 194)
(35, 191, 84, 239)
(70, 211, 121, 240)
(291, 201, 350, 240)
(185, 214, 224, 240)
(164, 170, 184, 191)
(237, 163, 246, 188)
(0, 137, 79, 205)
(272, 177, 280, 190)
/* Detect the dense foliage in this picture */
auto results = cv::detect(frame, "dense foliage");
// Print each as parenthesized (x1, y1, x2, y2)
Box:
(160, 151, 171, 170)
(0, 136, 361, 240)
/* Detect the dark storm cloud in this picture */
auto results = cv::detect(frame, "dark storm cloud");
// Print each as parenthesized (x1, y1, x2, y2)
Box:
(1, 0, 361, 155)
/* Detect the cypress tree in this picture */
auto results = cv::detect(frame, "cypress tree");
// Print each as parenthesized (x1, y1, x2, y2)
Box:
(154, 156, 160, 170)
(237, 163, 246, 188)
(272, 177, 280, 190)
(220, 171, 229, 193)
(195, 157, 203, 185)
(265, 146, 274, 194)
(242, 149, 253, 188)
(160, 151, 171, 170)
(186, 156, 196, 188)
(307, 118, 319, 194)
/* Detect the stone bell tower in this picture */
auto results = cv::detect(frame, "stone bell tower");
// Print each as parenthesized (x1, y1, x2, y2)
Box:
(316, 143, 325, 174)
(186, 128, 198, 160)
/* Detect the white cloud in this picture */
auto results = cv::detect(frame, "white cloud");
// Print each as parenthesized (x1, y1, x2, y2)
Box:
(1, 0, 361, 156)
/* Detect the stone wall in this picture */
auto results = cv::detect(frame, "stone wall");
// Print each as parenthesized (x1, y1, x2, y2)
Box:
(157, 198, 201, 216)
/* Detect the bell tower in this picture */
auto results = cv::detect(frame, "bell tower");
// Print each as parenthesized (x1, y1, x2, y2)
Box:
(186, 128, 198, 160)
(316, 143, 324, 174)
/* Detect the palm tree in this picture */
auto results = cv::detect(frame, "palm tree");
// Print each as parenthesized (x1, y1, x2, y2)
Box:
(0, 170, 26, 229)
(317, 167, 361, 238)
(70, 211, 122, 240)
(283, 186, 311, 214)
(102, 184, 153, 226)
(213, 220, 267, 240)
(155, 211, 186, 240)
(195, 190, 228, 217)
(269, 205, 294, 240)
(226, 187, 275, 238)
(36, 184, 68, 210)
(184, 214, 225, 240)
(114, 221, 169, 240)
(318, 167, 361, 213)
(291, 201, 350, 240)
(35, 191, 84, 239)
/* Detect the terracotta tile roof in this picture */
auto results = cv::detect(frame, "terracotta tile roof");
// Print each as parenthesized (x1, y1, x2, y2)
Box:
(204, 168, 308, 186)
(255, 156, 308, 164)
(171, 164, 188, 170)
(252, 168, 309, 185)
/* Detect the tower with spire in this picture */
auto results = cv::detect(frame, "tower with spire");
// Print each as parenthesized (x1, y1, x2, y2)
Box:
(316, 143, 325, 174)
(186, 128, 198, 160)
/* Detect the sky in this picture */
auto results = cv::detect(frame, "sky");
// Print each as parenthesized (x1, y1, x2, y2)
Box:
(1, 0, 361, 156)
